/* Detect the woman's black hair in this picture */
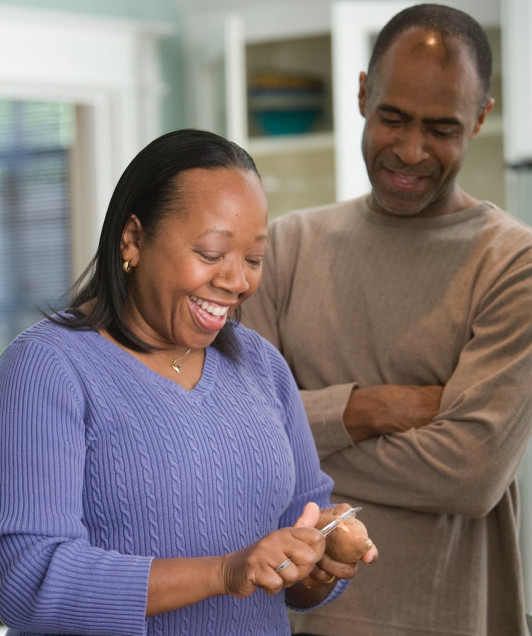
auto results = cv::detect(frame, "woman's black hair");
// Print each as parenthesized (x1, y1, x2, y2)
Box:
(53, 128, 260, 359)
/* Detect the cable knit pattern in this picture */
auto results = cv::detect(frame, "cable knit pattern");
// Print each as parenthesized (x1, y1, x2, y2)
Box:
(0, 320, 343, 636)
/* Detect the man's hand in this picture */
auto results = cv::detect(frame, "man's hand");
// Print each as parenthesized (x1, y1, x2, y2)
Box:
(343, 385, 443, 442)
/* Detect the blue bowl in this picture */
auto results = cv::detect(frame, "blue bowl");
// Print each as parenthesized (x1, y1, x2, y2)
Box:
(252, 109, 320, 135)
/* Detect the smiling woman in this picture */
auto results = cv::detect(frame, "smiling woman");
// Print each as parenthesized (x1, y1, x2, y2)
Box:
(115, 163, 268, 371)
(0, 129, 376, 636)
(55, 129, 267, 364)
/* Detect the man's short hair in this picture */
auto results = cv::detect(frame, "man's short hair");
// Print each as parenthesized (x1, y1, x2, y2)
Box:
(367, 3, 492, 104)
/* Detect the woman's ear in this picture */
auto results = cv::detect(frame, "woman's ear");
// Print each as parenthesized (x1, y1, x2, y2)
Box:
(120, 215, 143, 267)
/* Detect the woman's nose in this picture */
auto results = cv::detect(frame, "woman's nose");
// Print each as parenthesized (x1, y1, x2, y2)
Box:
(213, 259, 250, 294)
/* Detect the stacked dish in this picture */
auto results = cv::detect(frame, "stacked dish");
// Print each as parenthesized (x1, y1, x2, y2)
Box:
(248, 71, 325, 135)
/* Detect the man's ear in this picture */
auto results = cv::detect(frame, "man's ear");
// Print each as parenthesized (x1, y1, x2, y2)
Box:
(358, 71, 369, 117)
(120, 214, 143, 266)
(471, 97, 495, 139)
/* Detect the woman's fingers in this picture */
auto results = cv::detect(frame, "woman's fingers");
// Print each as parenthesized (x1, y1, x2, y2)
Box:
(224, 524, 325, 597)
(293, 501, 320, 528)
(224, 501, 379, 599)
(361, 541, 378, 564)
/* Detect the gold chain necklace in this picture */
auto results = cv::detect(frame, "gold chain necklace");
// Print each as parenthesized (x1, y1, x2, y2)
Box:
(152, 348, 191, 374)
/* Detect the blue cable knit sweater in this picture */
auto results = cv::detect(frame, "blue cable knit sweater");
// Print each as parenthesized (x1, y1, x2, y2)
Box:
(0, 319, 342, 635)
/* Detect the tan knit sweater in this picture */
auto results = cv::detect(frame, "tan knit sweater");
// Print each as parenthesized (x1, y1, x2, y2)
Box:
(242, 195, 532, 636)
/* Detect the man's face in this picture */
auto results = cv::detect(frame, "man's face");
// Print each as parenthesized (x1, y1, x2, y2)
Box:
(359, 28, 493, 217)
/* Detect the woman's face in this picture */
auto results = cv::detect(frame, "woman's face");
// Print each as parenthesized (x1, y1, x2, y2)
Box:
(121, 167, 268, 351)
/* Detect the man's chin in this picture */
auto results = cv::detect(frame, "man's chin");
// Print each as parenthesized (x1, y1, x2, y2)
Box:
(370, 191, 428, 217)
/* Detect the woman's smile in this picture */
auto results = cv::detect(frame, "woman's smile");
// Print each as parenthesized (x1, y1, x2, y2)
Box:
(189, 294, 230, 332)
(121, 166, 268, 350)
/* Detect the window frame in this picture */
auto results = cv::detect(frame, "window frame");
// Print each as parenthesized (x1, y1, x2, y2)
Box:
(0, 6, 171, 279)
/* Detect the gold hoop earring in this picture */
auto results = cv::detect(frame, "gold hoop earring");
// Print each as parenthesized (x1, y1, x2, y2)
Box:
(122, 260, 132, 274)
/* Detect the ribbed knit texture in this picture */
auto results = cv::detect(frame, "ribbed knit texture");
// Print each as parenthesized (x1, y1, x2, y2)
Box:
(0, 320, 340, 635)
(243, 196, 532, 636)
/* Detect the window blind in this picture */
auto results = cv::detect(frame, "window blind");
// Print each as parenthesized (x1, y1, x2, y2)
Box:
(0, 100, 74, 350)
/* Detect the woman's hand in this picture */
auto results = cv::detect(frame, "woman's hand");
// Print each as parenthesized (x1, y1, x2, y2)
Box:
(221, 502, 325, 598)
(147, 502, 376, 615)
(299, 503, 378, 589)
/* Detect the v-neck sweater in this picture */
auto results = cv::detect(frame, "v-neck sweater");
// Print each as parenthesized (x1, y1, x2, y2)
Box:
(0, 319, 340, 635)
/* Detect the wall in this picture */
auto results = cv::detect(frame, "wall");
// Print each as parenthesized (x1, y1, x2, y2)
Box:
(0, 0, 176, 19)
(502, 0, 532, 614)
(0, 0, 185, 133)
(0, 2, 180, 274)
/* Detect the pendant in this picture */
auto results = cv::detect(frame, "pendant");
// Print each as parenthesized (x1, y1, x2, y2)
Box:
(170, 361, 182, 373)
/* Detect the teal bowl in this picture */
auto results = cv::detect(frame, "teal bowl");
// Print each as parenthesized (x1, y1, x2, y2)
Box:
(252, 108, 320, 135)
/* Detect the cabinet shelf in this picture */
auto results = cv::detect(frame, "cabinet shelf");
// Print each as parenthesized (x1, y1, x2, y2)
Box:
(247, 131, 334, 156)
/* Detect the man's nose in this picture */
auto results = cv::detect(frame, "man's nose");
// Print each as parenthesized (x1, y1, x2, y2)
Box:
(392, 127, 429, 165)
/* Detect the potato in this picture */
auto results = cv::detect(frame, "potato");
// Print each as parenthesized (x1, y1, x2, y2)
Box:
(317, 511, 369, 563)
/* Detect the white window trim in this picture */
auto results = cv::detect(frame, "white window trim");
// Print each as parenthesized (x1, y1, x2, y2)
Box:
(0, 6, 173, 278)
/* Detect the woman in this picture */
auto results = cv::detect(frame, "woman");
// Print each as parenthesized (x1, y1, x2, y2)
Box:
(0, 129, 376, 635)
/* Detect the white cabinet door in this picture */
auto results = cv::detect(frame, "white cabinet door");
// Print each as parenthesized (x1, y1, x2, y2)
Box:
(331, 1, 410, 202)
(224, 13, 247, 146)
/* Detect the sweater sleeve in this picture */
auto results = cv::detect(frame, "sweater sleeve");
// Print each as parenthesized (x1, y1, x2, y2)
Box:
(0, 338, 153, 635)
(300, 385, 356, 460)
(327, 245, 532, 517)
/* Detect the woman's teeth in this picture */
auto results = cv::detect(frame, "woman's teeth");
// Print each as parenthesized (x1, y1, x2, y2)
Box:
(190, 295, 228, 317)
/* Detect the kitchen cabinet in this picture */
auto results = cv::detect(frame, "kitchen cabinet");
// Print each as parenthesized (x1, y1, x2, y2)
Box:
(243, 34, 335, 217)
(223, 4, 336, 217)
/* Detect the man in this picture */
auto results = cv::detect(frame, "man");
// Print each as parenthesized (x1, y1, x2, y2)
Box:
(242, 4, 532, 635)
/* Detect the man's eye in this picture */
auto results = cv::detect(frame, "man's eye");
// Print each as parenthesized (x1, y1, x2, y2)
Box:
(430, 128, 456, 138)
(381, 116, 402, 126)
(197, 252, 221, 263)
